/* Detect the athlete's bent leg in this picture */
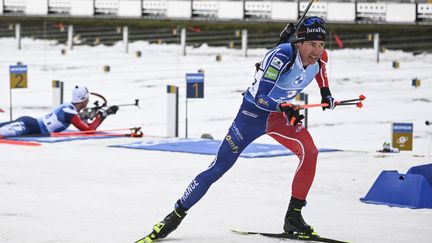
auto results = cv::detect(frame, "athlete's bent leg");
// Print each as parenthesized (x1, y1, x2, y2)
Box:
(266, 113, 318, 234)
(141, 103, 268, 242)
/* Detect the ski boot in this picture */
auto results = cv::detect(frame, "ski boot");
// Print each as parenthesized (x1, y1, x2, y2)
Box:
(283, 197, 314, 235)
(135, 205, 187, 243)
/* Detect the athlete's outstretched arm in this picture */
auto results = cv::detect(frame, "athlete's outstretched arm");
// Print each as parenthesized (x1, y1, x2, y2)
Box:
(315, 50, 335, 110)
(70, 114, 103, 131)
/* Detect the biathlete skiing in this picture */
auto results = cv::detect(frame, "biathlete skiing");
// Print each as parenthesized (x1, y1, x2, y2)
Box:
(135, 15, 341, 243)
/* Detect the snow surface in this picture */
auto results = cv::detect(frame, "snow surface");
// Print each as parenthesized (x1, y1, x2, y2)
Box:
(1, 38, 432, 243)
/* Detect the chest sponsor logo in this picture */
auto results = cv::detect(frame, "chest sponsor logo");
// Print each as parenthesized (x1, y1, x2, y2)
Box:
(270, 57, 283, 70)
(293, 73, 306, 86)
(264, 66, 279, 80)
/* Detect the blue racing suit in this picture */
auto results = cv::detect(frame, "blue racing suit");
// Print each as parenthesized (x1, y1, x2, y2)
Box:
(177, 43, 331, 210)
(0, 103, 102, 137)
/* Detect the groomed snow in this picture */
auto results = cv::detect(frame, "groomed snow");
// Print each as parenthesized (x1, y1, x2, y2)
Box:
(1, 38, 432, 243)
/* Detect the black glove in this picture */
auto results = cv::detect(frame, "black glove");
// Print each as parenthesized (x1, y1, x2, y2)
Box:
(97, 106, 118, 120)
(106, 105, 119, 115)
(279, 104, 305, 126)
(277, 23, 295, 46)
(97, 109, 108, 120)
(320, 87, 335, 110)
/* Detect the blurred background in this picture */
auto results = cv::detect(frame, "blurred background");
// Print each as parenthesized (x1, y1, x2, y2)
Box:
(1, 0, 432, 52)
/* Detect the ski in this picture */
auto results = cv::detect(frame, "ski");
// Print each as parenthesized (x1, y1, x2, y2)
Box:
(231, 229, 349, 243)
(134, 235, 153, 243)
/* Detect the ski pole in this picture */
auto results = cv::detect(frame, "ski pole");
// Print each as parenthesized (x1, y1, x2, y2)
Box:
(280, 103, 327, 110)
(335, 101, 363, 108)
(280, 97, 365, 110)
(337, 94, 366, 104)
(314, 101, 364, 109)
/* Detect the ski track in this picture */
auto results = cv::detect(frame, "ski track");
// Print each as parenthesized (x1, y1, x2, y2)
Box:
(1, 38, 432, 243)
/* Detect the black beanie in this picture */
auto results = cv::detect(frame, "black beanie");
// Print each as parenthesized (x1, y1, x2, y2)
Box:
(296, 16, 326, 42)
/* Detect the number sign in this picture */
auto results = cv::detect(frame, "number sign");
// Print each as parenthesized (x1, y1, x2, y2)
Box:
(10, 65, 28, 89)
(186, 73, 204, 98)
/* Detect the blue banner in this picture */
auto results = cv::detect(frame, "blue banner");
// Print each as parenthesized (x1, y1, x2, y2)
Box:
(10, 65, 27, 74)
(392, 123, 413, 133)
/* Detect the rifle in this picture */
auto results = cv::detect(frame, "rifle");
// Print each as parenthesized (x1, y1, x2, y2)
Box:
(79, 92, 140, 123)
(277, 0, 315, 46)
